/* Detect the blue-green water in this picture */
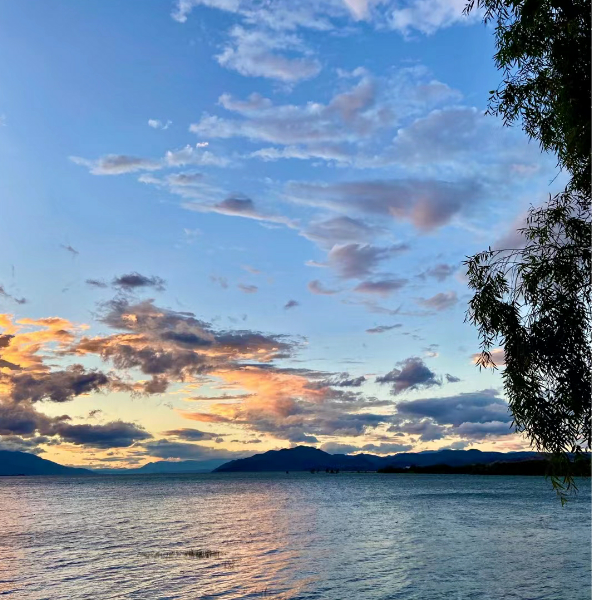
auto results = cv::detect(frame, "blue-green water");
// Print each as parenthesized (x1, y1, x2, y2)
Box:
(0, 473, 591, 599)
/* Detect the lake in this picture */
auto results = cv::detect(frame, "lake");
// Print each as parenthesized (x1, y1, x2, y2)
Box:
(0, 473, 591, 599)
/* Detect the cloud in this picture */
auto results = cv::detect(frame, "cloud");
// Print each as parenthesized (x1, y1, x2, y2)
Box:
(0, 434, 49, 454)
(327, 243, 409, 279)
(86, 279, 108, 289)
(238, 284, 258, 294)
(9, 365, 110, 403)
(177, 411, 232, 423)
(320, 440, 413, 455)
(471, 348, 506, 368)
(287, 179, 482, 231)
(210, 275, 229, 289)
(166, 172, 205, 187)
(112, 273, 166, 292)
(69, 297, 295, 381)
(387, 389, 516, 444)
(389, 419, 446, 442)
(184, 195, 296, 228)
(171, 0, 241, 23)
(417, 291, 458, 311)
(354, 278, 408, 297)
(307, 280, 339, 295)
(301, 216, 387, 249)
(53, 420, 151, 448)
(70, 155, 162, 175)
(61, 244, 79, 257)
(0, 395, 151, 449)
(445, 373, 461, 383)
(376, 357, 441, 394)
(365, 323, 402, 334)
(165, 144, 230, 167)
(359, 442, 413, 454)
(284, 300, 299, 310)
(143, 438, 244, 460)
(148, 119, 172, 130)
(191, 71, 388, 150)
(0, 284, 27, 305)
(389, 0, 477, 36)
(452, 421, 512, 439)
(419, 263, 456, 282)
(395, 389, 511, 427)
(162, 428, 221, 441)
(320, 441, 361, 455)
(215, 26, 321, 82)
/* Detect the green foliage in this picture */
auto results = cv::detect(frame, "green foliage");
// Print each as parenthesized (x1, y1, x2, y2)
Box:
(465, 0, 591, 194)
(464, 1, 591, 501)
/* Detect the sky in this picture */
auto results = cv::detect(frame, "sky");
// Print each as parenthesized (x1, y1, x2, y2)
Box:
(0, 0, 565, 468)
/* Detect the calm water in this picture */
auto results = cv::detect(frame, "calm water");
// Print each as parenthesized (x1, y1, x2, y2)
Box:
(0, 473, 591, 599)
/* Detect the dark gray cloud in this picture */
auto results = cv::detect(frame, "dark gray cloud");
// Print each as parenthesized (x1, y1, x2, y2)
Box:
(0, 401, 43, 436)
(389, 419, 446, 442)
(162, 428, 220, 441)
(320, 441, 413, 455)
(112, 273, 166, 292)
(417, 291, 458, 311)
(376, 357, 440, 395)
(143, 438, 246, 460)
(53, 420, 151, 448)
(284, 299, 299, 310)
(0, 399, 151, 449)
(365, 323, 403, 334)
(86, 279, 109, 288)
(9, 365, 110, 403)
(327, 243, 409, 279)
(327, 374, 366, 387)
(395, 389, 511, 427)
(0, 434, 50, 454)
(354, 278, 408, 297)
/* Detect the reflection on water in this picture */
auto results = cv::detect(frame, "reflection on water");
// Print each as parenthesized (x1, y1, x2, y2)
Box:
(0, 473, 591, 599)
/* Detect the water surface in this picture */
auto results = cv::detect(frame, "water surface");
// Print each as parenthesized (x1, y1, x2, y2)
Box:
(0, 473, 591, 599)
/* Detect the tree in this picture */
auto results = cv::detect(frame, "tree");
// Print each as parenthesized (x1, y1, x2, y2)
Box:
(463, 0, 591, 501)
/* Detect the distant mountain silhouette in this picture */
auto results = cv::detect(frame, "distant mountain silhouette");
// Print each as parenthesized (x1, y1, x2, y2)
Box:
(0, 450, 92, 476)
(379, 458, 591, 476)
(97, 458, 230, 474)
(213, 446, 541, 473)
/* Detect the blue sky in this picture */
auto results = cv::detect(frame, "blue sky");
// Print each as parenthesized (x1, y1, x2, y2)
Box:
(0, 1, 564, 467)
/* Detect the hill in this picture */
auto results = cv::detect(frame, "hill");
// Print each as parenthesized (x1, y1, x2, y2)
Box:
(0, 450, 93, 476)
(213, 446, 541, 473)
(96, 458, 230, 474)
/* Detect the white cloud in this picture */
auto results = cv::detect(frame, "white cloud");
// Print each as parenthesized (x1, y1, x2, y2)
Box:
(165, 144, 230, 167)
(215, 26, 321, 82)
(389, 0, 478, 36)
(148, 119, 172, 130)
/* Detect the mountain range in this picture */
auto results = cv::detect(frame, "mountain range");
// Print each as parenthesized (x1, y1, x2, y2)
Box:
(212, 446, 541, 472)
(0, 450, 92, 476)
(0, 447, 544, 477)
